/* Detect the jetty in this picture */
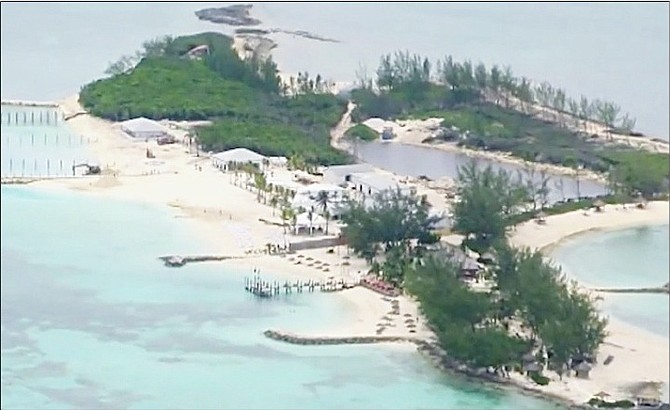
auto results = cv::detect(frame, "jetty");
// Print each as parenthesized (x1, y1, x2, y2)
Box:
(263, 330, 419, 345)
(244, 276, 356, 298)
(1, 177, 40, 185)
(159, 254, 242, 267)
(591, 283, 669, 295)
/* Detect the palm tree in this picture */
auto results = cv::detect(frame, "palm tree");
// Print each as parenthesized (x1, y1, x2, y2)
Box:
(269, 193, 279, 216)
(312, 190, 334, 234)
(280, 206, 295, 235)
(307, 206, 315, 236)
(253, 172, 268, 203)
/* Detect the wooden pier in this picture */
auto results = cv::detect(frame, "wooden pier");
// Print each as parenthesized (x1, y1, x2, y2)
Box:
(244, 275, 356, 298)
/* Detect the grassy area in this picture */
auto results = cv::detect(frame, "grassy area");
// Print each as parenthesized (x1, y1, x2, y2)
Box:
(79, 32, 351, 166)
(344, 124, 378, 141)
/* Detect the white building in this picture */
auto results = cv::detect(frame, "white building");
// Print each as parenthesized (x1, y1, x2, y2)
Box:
(119, 117, 170, 140)
(349, 172, 412, 197)
(211, 148, 267, 171)
(322, 164, 376, 186)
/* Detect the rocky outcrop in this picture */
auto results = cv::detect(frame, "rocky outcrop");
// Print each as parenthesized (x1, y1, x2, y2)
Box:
(159, 255, 243, 267)
(195, 5, 261, 26)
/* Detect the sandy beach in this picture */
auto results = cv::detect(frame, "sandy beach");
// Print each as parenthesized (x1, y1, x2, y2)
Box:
(510, 203, 669, 404)
(18, 94, 669, 406)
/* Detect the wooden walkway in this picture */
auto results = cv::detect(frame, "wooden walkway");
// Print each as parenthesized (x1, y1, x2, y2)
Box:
(245, 276, 356, 298)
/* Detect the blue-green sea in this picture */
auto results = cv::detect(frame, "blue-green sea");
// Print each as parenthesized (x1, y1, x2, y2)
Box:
(1, 185, 561, 409)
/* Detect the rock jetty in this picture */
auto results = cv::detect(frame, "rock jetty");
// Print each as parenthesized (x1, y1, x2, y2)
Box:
(263, 330, 418, 346)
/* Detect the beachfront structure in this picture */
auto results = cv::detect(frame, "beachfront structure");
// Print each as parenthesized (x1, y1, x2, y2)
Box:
(633, 385, 662, 407)
(293, 212, 327, 235)
(211, 148, 267, 171)
(291, 183, 348, 217)
(120, 117, 170, 140)
(349, 172, 412, 197)
(322, 164, 376, 186)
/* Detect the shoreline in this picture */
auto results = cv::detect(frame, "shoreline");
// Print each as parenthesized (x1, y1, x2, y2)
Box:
(5, 96, 669, 407)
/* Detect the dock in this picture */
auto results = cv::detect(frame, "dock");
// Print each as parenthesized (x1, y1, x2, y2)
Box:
(244, 275, 356, 298)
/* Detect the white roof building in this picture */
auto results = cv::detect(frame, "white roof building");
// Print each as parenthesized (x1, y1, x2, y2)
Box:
(120, 117, 169, 140)
(211, 148, 267, 170)
(322, 164, 376, 186)
(349, 172, 412, 196)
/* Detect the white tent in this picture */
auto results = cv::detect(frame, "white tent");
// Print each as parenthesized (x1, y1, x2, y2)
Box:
(211, 148, 267, 170)
(120, 117, 169, 140)
(294, 212, 327, 234)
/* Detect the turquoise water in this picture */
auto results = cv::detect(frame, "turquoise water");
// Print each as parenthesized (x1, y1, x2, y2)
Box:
(1, 185, 560, 409)
(551, 225, 669, 338)
(0, 105, 91, 177)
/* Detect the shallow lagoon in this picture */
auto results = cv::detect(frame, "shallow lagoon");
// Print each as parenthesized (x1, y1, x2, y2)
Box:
(551, 224, 670, 338)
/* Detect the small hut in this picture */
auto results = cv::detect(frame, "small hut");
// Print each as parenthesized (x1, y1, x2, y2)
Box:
(634, 384, 662, 407)
(593, 199, 606, 213)
(523, 362, 543, 376)
(535, 210, 548, 225)
(460, 258, 481, 281)
(575, 361, 592, 379)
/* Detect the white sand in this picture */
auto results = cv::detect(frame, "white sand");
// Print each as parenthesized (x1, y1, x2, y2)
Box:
(31, 95, 669, 406)
(510, 202, 670, 403)
(511, 201, 669, 252)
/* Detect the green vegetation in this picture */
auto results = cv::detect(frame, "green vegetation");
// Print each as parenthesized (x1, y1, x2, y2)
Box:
(341, 162, 608, 375)
(340, 189, 439, 283)
(529, 372, 550, 386)
(344, 124, 378, 141)
(351, 51, 669, 196)
(81, 57, 259, 121)
(80, 32, 350, 166)
(587, 398, 635, 409)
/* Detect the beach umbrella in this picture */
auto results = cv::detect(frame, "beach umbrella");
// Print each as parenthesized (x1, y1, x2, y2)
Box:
(536, 210, 548, 219)
(593, 391, 610, 399)
(404, 313, 413, 317)
(593, 199, 606, 208)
